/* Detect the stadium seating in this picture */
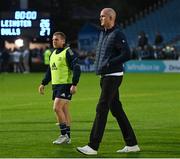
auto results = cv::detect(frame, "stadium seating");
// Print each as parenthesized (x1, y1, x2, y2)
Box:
(123, 0, 180, 47)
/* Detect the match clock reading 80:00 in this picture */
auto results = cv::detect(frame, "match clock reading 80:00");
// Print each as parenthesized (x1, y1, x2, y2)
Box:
(0, 11, 51, 37)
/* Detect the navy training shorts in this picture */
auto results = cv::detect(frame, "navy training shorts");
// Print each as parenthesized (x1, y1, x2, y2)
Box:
(52, 84, 72, 100)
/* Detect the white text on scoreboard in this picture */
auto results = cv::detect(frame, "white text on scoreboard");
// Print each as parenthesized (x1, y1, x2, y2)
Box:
(0, 11, 50, 36)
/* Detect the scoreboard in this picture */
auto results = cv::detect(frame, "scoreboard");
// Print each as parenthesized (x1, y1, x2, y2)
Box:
(0, 11, 51, 38)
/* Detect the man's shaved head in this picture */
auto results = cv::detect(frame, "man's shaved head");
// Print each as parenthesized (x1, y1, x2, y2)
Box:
(100, 8, 116, 29)
(101, 8, 116, 21)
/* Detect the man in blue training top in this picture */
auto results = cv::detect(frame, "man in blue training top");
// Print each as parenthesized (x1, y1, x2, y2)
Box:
(38, 32, 81, 144)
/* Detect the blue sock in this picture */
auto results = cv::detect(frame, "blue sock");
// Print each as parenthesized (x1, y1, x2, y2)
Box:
(59, 123, 67, 135)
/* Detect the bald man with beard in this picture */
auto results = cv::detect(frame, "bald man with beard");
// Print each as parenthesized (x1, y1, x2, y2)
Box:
(77, 8, 140, 155)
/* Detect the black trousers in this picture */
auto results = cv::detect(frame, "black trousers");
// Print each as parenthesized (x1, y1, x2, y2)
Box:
(88, 76, 137, 150)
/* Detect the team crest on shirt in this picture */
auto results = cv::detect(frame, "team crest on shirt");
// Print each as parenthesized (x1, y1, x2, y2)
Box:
(68, 49, 74, 56)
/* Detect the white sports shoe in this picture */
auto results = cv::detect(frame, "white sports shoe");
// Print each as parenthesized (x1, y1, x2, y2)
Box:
(117, 145, 140, 153)
(67, 138, 71, 144)
(76, 145, 97, 155)
(53, 134, 71, 144)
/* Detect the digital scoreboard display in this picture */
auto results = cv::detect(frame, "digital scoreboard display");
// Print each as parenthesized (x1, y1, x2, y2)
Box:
(0, 11, 51, 37)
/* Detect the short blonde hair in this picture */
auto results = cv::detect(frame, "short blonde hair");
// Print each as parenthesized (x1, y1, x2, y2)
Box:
(53, 32, 66, 40)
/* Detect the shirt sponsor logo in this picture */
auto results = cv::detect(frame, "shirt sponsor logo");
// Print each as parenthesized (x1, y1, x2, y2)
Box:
(51, 63, 57, 70)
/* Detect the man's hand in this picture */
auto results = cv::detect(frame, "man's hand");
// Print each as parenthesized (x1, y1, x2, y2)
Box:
(70, 85, 77, 94)
(38, 84, 45, 95)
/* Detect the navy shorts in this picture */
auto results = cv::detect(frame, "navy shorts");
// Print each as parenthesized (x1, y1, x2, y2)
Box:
(52, 84, 72, 100)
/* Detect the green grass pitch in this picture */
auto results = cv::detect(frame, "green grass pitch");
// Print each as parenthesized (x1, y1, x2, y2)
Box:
(0, 72, 180, 158)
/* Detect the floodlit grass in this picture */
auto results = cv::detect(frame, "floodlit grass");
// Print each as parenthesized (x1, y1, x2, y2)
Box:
(0, 72, 180, 158)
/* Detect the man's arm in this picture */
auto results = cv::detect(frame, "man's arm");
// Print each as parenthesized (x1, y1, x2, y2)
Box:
(109, 31, 131, 65)
(38, 66, 51, 95)
(41, 66, 51, 85)
(66, 49, 81, 86)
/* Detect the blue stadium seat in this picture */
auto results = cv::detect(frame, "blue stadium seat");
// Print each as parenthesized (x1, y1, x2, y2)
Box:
(123, 0, 180, 47)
